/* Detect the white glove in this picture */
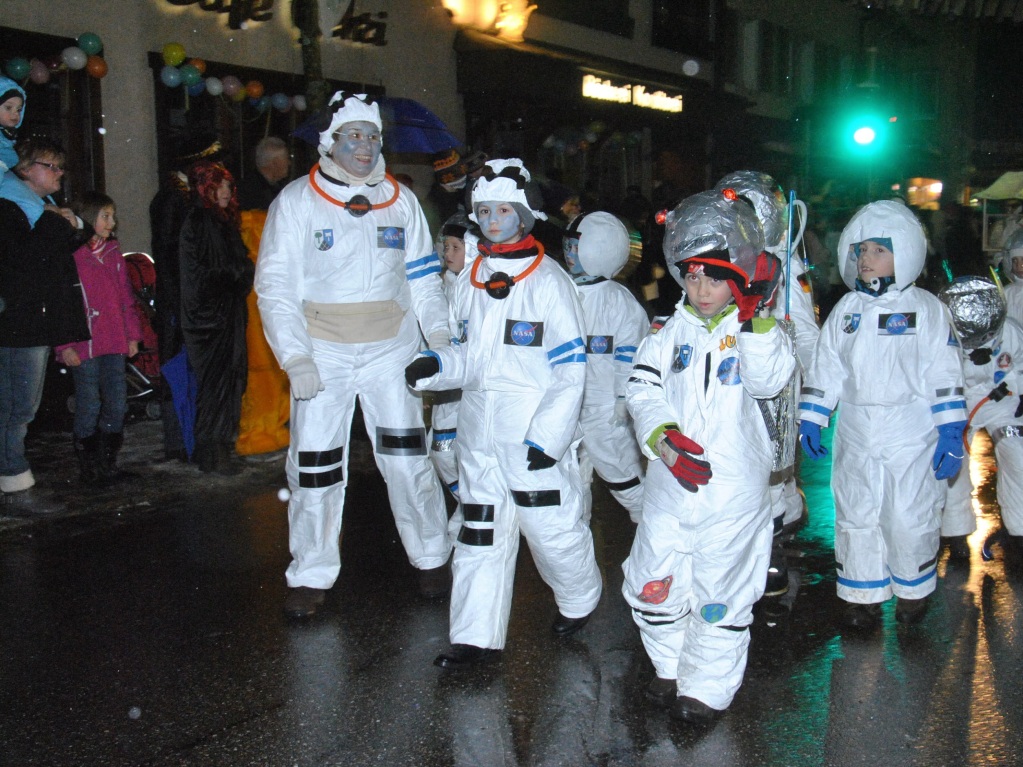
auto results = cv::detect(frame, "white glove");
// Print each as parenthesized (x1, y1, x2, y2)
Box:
(427, 331, 450, 349)
(608, 398, 630, 427)
(284, 356, 324, 401)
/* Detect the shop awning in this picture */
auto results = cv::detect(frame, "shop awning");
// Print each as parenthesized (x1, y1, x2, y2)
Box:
(975, 171, 1023, 199)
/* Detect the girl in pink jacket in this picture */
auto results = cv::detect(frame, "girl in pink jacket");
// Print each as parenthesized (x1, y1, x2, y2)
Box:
(56, 192, 142, 484)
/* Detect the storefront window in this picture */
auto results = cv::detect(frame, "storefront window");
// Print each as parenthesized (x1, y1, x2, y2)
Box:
(539, 0, 634, 38)
(0, 26, 104, 203)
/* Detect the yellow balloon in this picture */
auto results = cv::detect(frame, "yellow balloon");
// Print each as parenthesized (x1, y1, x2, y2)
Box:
(231, 87, 247, 102)
(162, 42, 186, 67)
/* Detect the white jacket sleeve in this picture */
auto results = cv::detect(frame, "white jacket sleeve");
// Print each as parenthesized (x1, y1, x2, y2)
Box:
(524, 288, 587, 461)
(613, 291, 650, 399)
(736, 318, 797, 399)
(799, 297, 849, 428)
(255, 191, 312, 368)
(626, 324, 682, 461)
(403, 198, 450, 343)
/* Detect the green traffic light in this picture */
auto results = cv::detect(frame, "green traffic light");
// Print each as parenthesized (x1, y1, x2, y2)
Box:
(853, 125, 876, 145)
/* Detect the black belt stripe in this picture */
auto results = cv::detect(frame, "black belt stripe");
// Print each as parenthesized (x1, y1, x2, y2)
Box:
(298, 445, 345, 467)
(380, 433, 426, 450)
(511, 489, 561, 507)
(458, 527, 494, 546)
(433, 428, 457, 438)
(918, 555, 938, 572)
(634, 364, 661, 377)
(463, 503, 495, 523)
(298, 464, 345, 488)
(605, 476, 641, 491)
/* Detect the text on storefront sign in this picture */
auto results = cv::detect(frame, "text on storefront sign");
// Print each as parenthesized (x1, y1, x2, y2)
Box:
(581, 74, 683, 113)
(165, 0, 274, 30)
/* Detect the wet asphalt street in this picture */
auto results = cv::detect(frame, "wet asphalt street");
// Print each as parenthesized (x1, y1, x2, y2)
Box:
(2, 418, 1022, 767)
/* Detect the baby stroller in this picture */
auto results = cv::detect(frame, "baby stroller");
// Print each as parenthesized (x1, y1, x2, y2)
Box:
(123, 252, 162, 422)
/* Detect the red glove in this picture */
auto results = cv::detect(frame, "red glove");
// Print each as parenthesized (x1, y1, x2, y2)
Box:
(657, 429, 712, 492)
(735, 252, 782, 322)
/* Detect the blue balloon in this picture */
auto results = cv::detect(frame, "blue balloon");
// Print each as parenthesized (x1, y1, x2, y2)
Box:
(249, 96, 270, 113)
(160, 65, 182, 88)
(187, 80, 206, 96)
(270, 92, 291, 112)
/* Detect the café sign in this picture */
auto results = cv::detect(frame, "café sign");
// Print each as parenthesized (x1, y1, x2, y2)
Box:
(165, 0, 274, 30)
(581, 74, 683, 114)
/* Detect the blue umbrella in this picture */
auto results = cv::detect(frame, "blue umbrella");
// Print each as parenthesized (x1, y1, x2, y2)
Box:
(293, 96, 460, 154)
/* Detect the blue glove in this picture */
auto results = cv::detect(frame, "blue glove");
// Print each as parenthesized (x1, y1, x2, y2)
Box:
(933, 421, 967, 480)
(798, 421, 828, 460)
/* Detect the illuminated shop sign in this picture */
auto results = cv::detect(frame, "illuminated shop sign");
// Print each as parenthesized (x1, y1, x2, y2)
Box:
(581, 74, 683, 113)
(165, 0, 273, 30)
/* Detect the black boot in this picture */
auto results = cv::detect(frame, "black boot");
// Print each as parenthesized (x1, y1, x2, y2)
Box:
(195, 441, 217, 473)
(73, 434, 104, 485)
(98, 431, 127, 482)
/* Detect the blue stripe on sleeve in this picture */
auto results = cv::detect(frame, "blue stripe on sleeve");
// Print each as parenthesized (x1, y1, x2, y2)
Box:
(799, 402, 832, 417)
(547, 337, 585, 361)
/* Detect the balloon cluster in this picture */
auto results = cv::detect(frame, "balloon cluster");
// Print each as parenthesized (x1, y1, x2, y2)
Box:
(3, 32, 108, 85)
(158, 42, 307, 113)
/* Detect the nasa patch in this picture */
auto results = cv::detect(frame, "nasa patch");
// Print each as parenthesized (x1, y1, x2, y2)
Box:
(377, 227, 406, 249)
(878, 312, 917, 336)
(504, 319, 544, 347)
(587, 335, 613, 354)
(313, 229, 334, 251)
(717, 356, 741, 385)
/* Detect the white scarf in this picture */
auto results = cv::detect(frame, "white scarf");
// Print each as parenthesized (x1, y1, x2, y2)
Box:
(317, 155, 386, 188)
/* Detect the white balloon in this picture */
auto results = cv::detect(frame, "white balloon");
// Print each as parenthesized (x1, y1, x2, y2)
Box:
(204, 77, 223, 96)
(277, 488, 291, 502)
(291, 94, 307, 111)
(62, 46, 88, 71)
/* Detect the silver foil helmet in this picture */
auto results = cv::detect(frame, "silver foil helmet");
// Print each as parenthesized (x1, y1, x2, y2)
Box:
(662, 188, 765, 288)
(714, 171, 787, 251)
(938, 275, 1007, 349)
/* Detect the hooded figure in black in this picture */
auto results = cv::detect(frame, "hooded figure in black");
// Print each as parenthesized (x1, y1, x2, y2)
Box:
(178, 160, 254, 473)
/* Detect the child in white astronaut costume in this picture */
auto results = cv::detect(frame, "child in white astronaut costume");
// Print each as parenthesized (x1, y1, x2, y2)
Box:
(938, 276, 1023, 558)
(798, 200, 967, 630)
(429, 212, 475, 503)
(405, 158, 602, 669)
(623, 189, 795, 725)
(255, 92, 452, 619)
(715, 171, 821, 596)
(562, 211, 649, 523)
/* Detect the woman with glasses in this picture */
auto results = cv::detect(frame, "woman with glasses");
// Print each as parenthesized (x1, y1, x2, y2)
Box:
(0, 137, 90, 502)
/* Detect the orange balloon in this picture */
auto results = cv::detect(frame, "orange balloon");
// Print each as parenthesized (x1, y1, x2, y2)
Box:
(245, 80, 264, 99)
(187, 58, 206, 75)
(86, 55, 108, 79)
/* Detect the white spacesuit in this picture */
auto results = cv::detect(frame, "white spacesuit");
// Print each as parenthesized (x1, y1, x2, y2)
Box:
(938, 277, 1023, 541)
(255, 93, 451, 609)
(563, 211, 649, 523)
(623, 190, 795, 719)
(715, 172, 819, 538)
(799, 201, 967, 618)
(408, 159, 602, 660)
(1001, 230, 1023, 323)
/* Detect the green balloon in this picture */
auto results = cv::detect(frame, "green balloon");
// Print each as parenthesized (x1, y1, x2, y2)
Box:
(5, 57, 30, 81)
(77, 32, 103, 56)
(179, 64, 202, 87)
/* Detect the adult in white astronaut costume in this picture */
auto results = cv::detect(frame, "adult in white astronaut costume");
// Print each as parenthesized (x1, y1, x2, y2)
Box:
(938, 277, 1023, 558)
(623, 190, 795, 723)
(798, 200, 967, 629)
(1002, 229, 1023, 322)
(715, 172, 819, 542)
(562, 211, 649, 523)
(255, 92, 452, 619)
(406, 158, 602, 669)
